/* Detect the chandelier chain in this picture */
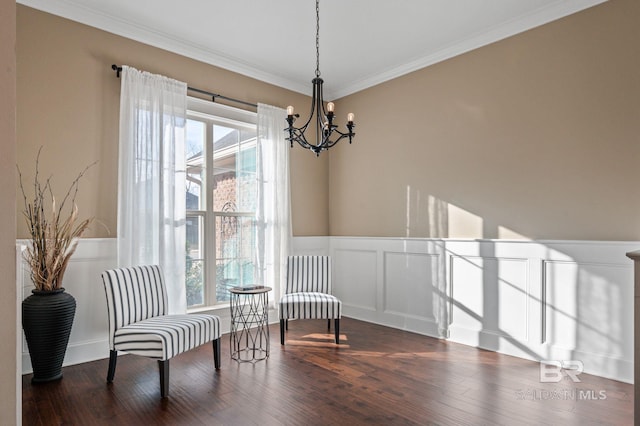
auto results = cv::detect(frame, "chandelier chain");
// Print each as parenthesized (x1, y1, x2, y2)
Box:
(315, 0, 320, 77)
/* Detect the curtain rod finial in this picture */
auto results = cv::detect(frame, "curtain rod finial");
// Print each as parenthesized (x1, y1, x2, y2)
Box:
(111, 64, 122, 78)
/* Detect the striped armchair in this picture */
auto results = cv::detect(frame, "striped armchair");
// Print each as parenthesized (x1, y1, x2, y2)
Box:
(101, 265, 221, 398)
(279, 256, 342, 345)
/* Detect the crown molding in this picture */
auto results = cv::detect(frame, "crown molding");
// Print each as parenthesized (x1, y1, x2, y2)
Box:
(328, 0, 608, 100)
(17, 0, 310, 95)
(19, 0, 607, 100)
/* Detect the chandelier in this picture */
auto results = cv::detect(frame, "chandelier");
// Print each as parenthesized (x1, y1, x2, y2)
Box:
(286, 0, 356, 156)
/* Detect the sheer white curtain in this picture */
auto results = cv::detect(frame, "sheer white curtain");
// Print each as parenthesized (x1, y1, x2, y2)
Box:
(256, 103, 292, 305)
(117, 66, 188, 314)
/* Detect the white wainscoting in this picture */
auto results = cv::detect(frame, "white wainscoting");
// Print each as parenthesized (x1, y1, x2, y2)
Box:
(328, 237, 636, 384)
(17, 238, 118, 374)
(18, 237, 637, 384)
(17, 238, 240, 375)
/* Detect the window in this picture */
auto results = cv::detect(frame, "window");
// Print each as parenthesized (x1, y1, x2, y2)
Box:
(185, 98, 258, 308)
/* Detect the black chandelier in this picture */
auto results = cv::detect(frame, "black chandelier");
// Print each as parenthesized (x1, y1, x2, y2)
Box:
(286, 0, 356, 156)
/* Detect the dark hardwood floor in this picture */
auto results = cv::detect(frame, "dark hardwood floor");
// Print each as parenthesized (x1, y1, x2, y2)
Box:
(23, 318, 632, 425)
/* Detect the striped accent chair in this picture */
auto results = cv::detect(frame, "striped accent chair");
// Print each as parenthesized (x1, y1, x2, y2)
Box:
(279, 256, 342, 345)
(101, 265, 221, 398)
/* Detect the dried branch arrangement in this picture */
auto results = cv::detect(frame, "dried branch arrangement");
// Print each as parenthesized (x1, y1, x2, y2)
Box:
(18, 148, 95, 291)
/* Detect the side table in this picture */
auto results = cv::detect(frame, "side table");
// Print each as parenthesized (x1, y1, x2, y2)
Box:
(229, 285, 271, 362)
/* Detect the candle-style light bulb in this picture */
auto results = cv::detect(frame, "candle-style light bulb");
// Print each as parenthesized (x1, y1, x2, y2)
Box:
(347, 113, 355, 123)
(287, 105, 294, 116)
(326, 102, 335, 113)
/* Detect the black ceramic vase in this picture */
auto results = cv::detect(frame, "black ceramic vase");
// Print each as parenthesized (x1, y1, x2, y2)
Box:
(22, 288, 76, 383)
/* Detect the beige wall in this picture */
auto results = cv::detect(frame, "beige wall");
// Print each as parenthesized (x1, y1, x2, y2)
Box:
(17, 0, 640, 243)
(1, 0, 18, 423)
(16, 5, 328, 238)
(331, 0, 640, 241)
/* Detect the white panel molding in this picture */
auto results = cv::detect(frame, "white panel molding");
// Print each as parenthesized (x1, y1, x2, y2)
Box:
(542, 258, 633, 360)
(333, 248, 378, 313)
(382, 251, 439, 319)
(17, 236, 636, 384)
(448, 254, 531, 343)
(328, 237, 636, 383)
(331, 237, 449, 339)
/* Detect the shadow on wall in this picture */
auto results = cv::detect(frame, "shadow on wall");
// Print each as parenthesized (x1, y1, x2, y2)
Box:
(404, 185, 629, 381)
(404, 185, 528, 240)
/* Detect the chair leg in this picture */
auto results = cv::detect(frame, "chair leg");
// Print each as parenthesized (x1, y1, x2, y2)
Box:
(285, 319, 288, 330)
(328, 319, 331, 331)
(158, 360, 169, 398)
(212, 338, 221, 369)
(107, 350, 117, 383)
(334, 319, 340, 345)
(280, 319, 285, 345)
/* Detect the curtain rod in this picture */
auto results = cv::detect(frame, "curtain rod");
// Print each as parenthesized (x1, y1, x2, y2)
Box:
(111, 65, 258, 109)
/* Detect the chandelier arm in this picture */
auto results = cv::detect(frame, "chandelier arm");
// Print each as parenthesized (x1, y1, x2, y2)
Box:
(318, 80, 335, 151)
(328, 128, 347, 138)
(297, 82, 318, 133)
(324, 133, 348, 149)
(321, 122, 357, 148)
(315, 81, 326, 151)
(318, 78, 328, 119)
(293, 119, 312, 136)
(288, 128, 312, 149)
(286, 101, 314, 144)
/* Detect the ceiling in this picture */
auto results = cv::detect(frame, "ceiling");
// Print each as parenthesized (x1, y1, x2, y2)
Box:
(18, 0, 606, 100)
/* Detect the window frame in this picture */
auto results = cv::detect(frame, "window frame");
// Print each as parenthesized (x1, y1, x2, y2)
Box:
(186, 97, 258, 310)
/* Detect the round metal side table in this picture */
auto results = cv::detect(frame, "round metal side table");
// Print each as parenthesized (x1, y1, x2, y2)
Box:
(229, 285, 271, 362)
